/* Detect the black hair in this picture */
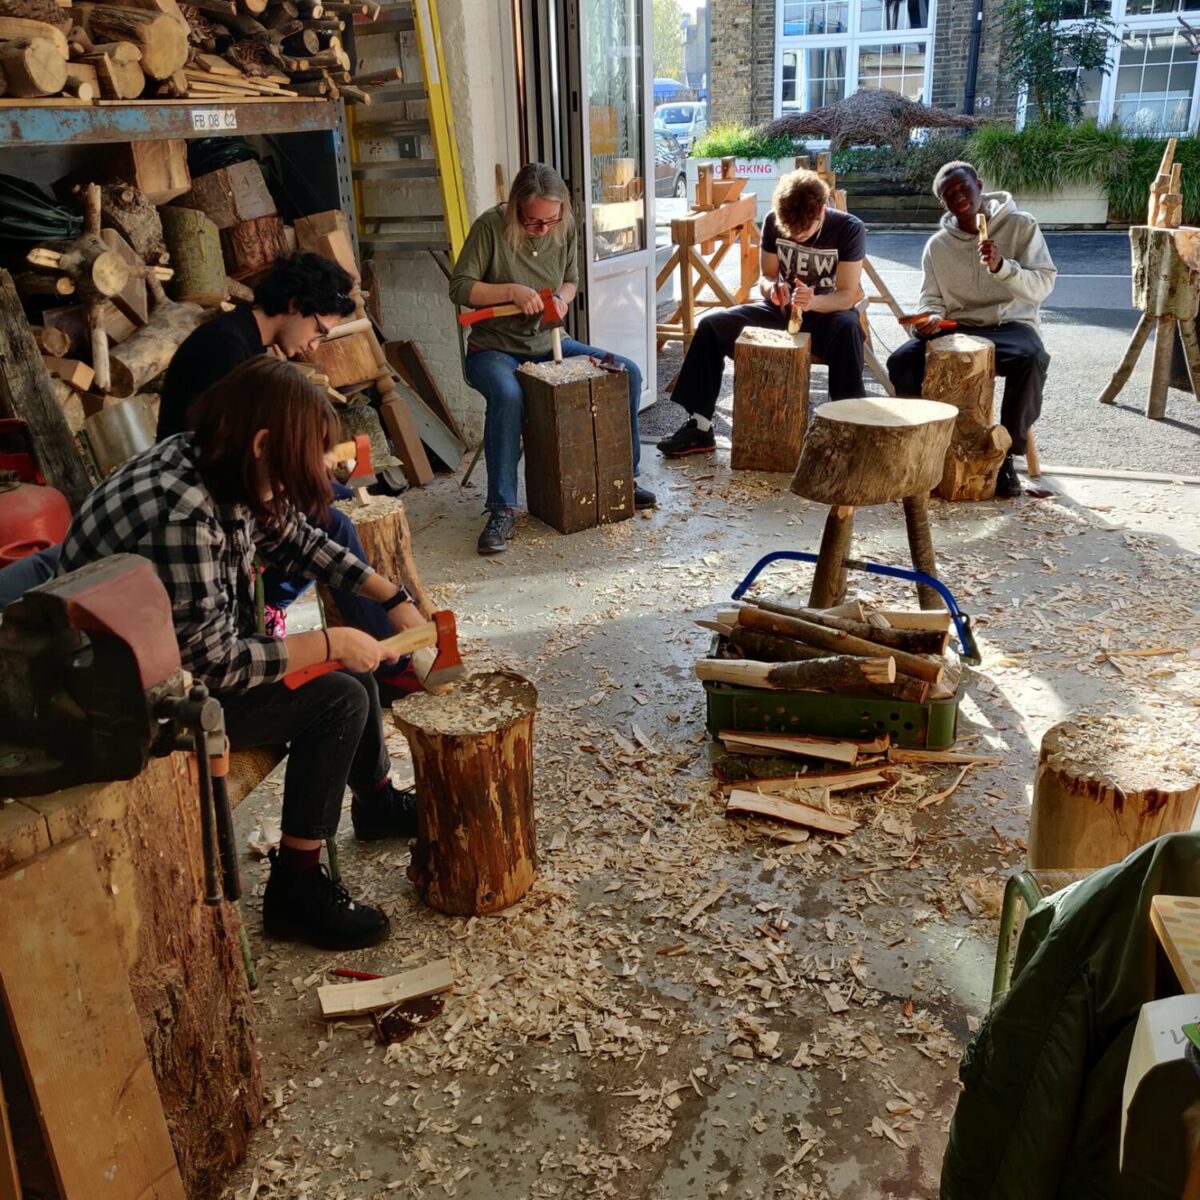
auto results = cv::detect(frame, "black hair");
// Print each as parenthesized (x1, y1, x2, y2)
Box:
(253, 251, 356, 319)
(931, 160, 980, 199)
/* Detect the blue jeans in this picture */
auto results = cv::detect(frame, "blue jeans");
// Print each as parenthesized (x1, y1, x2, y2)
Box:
(464, 339, 643, 512)
(0, 544, 60, 610)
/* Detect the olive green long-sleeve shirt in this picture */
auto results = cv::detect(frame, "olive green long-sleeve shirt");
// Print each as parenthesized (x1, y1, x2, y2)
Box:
(448, 205, 579, 356)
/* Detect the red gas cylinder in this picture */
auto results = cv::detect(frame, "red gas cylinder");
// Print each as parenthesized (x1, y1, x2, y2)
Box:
(0, 472, 71, 567)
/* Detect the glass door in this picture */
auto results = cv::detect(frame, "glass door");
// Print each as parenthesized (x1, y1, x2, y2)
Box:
(577, 0, 655, 405)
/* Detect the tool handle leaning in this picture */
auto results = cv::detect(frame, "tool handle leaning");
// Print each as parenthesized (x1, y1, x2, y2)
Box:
(281, 620, 440, 690)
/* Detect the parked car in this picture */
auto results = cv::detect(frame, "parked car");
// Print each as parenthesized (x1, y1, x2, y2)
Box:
(653, 129, 688, 198)
(654, 101, 707, 150)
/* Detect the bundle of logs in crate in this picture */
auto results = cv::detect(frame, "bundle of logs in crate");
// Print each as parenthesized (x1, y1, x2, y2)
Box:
(0, 0, 398, 103)
(695, 596, 959, 706)
(6, 147, 465, 497)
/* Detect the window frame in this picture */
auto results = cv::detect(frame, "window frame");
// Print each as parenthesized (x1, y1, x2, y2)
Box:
(773, 0, 937, 126)
(1021, 1, 1200, 135)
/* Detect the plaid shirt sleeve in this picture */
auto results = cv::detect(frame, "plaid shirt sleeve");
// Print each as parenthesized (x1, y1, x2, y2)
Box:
(253, 506, 374, 594)
(59, 440, 290, 694)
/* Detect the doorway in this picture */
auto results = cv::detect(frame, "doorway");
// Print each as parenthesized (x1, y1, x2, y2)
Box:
(515, 0, 656, 405)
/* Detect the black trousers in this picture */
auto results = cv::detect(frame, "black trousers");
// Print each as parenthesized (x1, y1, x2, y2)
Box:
(220, 669, 391, 841)
(887, 322, 1049, 456)
(672, 302, 866, 417)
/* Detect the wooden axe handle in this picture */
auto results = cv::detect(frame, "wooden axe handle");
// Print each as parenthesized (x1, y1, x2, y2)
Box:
(282, 620, 438, 689)
(457, 302, 523, 326)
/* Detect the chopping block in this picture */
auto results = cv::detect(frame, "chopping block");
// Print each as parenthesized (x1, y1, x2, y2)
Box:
(791, 397, 957, 609)
(517, 357, 633, 534)
(731, 326, 811, 473)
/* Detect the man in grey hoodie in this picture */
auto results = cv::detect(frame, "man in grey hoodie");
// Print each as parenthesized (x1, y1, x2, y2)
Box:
(887, 160, 1057, 497)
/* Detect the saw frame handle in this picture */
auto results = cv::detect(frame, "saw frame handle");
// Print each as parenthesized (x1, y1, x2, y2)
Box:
(731, 550, 981, 665)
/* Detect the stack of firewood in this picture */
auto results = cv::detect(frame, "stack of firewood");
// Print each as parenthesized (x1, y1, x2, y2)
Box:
(0, 0, 395, 103)
(11, 153, 362, 429)
(694, 596, 961, 703)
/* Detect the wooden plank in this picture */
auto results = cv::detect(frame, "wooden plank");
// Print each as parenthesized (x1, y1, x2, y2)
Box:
(887, 748, 998, 765)
(385, 339, 464, 443)
(1150, 895, 1200, 993)
(718, 767, 889, 795)
(672, 193, 756, 246)
(394, 373, 465, 468)
(0, 840, 185, 1199)
(719, 730, 862, 765)
(725, 789, 859, 836)
(0, 270, 92, 508)
(317, 958, 454, 1018)
(378, 393, 434, 486)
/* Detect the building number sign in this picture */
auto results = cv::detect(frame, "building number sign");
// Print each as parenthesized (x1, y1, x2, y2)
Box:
(190, 108, 238, 132)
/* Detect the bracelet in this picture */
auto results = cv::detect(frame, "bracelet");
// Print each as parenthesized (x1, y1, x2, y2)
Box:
(381, 588, 409, 612)
(322, 628, 331, 662)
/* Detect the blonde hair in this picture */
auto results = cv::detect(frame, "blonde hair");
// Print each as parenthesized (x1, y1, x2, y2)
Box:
(504, 162, 572, 251)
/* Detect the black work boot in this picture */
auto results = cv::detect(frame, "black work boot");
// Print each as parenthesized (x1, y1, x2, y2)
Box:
(657, 418, 715, 457)
(994, 455, 1022, 499)
(477, 508, 516, 555)
(262, 851, 390, 950)
(352, 784, 419, 841)
(634, 485, 658, 509)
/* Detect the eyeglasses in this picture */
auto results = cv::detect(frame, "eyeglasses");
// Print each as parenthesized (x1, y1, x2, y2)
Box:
(313, 315, 334, 338)
(519, 214, 562, 232)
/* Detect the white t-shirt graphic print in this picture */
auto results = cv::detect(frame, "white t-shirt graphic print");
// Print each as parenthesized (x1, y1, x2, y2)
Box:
(760, 208, 866, 296)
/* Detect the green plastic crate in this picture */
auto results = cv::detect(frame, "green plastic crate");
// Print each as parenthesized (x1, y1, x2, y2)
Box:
(702, 637, 959, 749)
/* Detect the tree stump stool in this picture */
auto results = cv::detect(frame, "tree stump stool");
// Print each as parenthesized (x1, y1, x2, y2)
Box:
(1028, 713, 1200, 869)
(394, 672, 538, 916)
(317, 495, 434, 622)
(1099, 225, 1200, 419)
(922, 333, 1012, 501)
(517, 358, 633, 534)
(730, 327, 811, 472)
(790, 397, 957, 609)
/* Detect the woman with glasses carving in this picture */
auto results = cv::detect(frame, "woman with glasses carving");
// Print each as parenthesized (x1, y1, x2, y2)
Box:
(450, 162, 656, 556)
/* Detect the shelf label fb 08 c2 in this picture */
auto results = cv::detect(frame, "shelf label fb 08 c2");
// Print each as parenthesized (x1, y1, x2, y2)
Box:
(190, 108, 238, 132)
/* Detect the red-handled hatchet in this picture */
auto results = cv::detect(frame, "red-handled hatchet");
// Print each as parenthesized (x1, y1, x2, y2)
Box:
(282, 610, 464, 692)
(457, 287, 557, 327)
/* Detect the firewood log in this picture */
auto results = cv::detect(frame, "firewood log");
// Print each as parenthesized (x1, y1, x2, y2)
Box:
(106, 276, 205, 398)
(746, 597, 950, 656)
(71, 4, 187, 78)
(695, 655, 897, 693)
(0, 37, 67, 96)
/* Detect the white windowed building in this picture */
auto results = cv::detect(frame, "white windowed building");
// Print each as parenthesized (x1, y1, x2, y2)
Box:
(776, 0, 937, 114)
(1059, 0, 1200, 135)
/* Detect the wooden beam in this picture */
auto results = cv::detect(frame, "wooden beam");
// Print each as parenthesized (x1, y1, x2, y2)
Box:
(317, 958, 454, 1018)
(672, 193, 757, 246)
(0, 268, 92, 507)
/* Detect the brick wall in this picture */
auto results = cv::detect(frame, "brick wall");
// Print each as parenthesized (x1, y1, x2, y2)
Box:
(931, 0, 1018, 121)
(715, 0, 1020, 130)
(710, 0, 776, 126)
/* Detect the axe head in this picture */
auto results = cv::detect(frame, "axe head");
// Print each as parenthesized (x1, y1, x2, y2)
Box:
(345, 433, 375, 491)
(412, 609, 465, 692)
(536, 288, 562, 329)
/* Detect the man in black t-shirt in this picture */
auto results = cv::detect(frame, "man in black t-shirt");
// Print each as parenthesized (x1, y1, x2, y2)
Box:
(158, 251, 356, 438)
(658, 168, 867, 457)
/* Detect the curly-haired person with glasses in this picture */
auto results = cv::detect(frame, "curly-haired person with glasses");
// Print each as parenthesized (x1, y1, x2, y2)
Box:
(450, 162, 656, 556)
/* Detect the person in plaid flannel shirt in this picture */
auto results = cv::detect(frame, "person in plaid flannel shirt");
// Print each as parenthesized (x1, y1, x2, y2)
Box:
(60, 357, 426, 951)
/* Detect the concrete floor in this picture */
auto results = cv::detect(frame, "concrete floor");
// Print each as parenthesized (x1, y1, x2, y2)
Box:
(222, 439, 1200, 1198)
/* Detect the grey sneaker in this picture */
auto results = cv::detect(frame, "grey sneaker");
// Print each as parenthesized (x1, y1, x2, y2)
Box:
(477, 509, 516, 554)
